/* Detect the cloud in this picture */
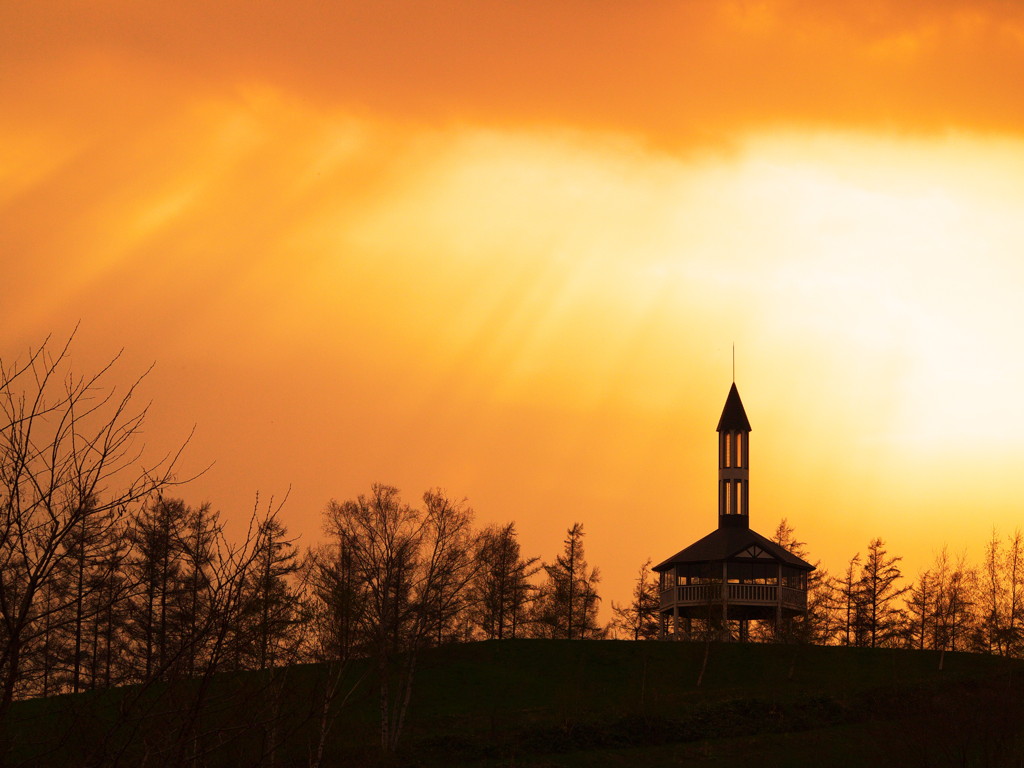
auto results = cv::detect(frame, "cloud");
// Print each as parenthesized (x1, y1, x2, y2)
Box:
(5, 1, 1024, 148)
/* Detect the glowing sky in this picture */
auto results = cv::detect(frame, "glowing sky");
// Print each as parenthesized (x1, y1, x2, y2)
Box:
(5, 0, 1024, 612)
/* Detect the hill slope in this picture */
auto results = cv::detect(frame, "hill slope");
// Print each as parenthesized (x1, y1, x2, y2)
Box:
(8, 640, 1024, 767)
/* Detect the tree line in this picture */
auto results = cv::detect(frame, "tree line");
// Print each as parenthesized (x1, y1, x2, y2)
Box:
(0, 336, 612, 757)
(776, 522, 1024, 656)
(4, 486, 610, 702)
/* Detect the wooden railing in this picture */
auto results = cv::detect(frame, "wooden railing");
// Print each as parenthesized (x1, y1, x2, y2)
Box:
(780, 586, 807, 610)
(727, 583, 777, 603)
(660, 583, 807, 610)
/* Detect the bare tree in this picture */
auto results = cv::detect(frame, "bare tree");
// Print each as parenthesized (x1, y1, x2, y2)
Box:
(0, 334, 185, 754)
(977, 529, 1024, 656)
(323, 484, 478, 753)
(416, 491, 479, 647)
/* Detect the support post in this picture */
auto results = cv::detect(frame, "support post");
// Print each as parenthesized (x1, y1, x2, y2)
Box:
(721, 561, 730, 641)
(776, 563, 784, 641)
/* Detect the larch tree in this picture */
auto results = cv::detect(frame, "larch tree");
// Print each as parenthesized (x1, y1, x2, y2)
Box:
(247, 515, 299, 671)
(978, 529, 1024, 656)
(59, 495, 123, 693)
(981, 530, 1005, 655)
(303, 536, 367, 663)
(534, 523, 603, 640)
(610, 558, 659, 640)
(838, 553, 863, 647)
(91, 514, 132, 689)
(771, 519, 834, 643)
(177, 503, 221, 677)
(930, 547, 976, 652)
(471, 522, 539, 640)
(905, 569, 934, 650)
(1004, 530, 1024, 655)
(129, 496, 188, 680)
(858, 538, 908, 648)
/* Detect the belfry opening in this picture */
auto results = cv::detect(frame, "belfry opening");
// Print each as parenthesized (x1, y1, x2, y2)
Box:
(653, 383, 814, 641)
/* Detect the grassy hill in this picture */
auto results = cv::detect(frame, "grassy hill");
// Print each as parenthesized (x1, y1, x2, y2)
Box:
(8, 640, 1024, 767)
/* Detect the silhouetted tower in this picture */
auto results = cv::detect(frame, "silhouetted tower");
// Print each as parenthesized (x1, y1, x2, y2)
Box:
(653, 383, 813, 641)
(717, 383, 751, 527)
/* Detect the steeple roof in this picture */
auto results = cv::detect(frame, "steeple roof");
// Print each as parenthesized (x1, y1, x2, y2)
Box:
(716, 382, 751, 433)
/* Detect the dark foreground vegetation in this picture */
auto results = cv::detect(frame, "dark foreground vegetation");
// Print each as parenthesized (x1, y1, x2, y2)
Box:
(7, 639, 1024, 768)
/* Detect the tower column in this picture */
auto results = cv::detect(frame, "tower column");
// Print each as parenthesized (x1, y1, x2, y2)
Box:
(716, 383, 752, 530)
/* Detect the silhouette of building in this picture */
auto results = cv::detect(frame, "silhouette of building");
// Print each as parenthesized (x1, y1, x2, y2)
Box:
(653, 383, 814, 640)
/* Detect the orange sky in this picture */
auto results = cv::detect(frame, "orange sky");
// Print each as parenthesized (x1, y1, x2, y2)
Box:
(5, 0, 1024, 616)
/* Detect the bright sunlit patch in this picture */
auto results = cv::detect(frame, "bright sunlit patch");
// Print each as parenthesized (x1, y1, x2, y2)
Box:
(320, 128, 1024, 460)
(730, 134, 1024, 452)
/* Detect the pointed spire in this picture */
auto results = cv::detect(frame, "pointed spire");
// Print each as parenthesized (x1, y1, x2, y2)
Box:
(716, 382, 751, 433)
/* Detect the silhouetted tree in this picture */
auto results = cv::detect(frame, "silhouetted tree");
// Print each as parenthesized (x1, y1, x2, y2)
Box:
(1003, 530, 1024, 655)
(177, 502, 220, 677)
(471, 522, 539, 640)
(324, 484, 478, 753)
(771, 519, 833, 643)
(303, 537, 367, 662)
(905, 569, 934, 650)
(533, 523, 603, 640)
(98, 494, 294, 768)
(0, 334, 183, 751)
(245, 516, 299, 670)
(611, 558, 659, 640)
(979, 530, 1005, 654)
(930, 547, 975, 653)
(838, 553, 863, 646)
(858, 538, 907, 648)
(129, 496, 188, 679)
(417, 491, 480, 646)
(976, 529, 1024, 656)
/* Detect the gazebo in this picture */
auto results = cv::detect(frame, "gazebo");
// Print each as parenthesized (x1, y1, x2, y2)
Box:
(653, 383, 814, 641)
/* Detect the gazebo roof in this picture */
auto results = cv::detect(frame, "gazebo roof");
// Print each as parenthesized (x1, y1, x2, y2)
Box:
(652, 525, 814, 572)
(716, 383, 751, 433)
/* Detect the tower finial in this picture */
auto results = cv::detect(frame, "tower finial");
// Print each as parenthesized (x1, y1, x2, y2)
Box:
(732, 343, 735, 383)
